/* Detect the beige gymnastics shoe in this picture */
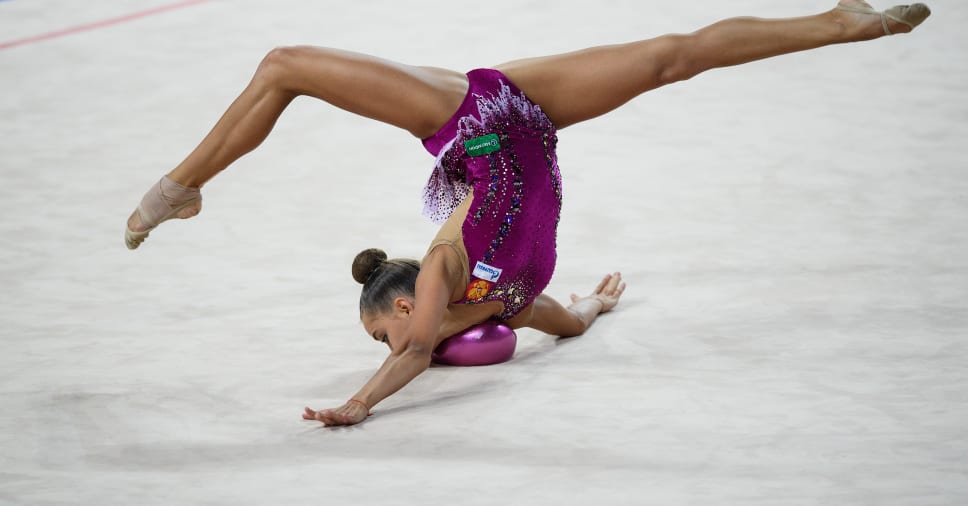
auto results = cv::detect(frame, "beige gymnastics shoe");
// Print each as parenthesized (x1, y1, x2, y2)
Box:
(836, 1, 931, 35)
(125, 176, 202, 250)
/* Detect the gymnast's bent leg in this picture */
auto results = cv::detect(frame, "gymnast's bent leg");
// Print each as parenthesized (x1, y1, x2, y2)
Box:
(495, 1, 930, 129)
(125, 46, 468, 249)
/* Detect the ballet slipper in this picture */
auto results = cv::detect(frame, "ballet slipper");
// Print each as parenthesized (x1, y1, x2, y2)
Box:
(836, 1, 931, 35)
(124, 176, 202, 250)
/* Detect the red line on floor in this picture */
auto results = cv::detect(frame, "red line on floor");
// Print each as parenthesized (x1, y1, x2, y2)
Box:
(0, 0, 210, 51)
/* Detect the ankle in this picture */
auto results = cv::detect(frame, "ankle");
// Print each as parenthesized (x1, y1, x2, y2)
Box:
(830, 6, 888, 42)
(165, 169, 205, 189)
(159, 176, 201, 206)
(826, 9, 853, 40)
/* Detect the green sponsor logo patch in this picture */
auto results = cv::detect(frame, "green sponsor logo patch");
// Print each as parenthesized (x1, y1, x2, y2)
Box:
(464, 133, 501, 157)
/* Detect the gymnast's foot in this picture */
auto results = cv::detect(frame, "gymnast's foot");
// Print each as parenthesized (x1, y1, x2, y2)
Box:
(834, 0, 931, 38)
(125, 175, 202, 250)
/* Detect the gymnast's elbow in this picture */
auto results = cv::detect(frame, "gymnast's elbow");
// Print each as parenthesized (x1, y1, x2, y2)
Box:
(396, 343, 434, 369)
(561, 318, 590, 338)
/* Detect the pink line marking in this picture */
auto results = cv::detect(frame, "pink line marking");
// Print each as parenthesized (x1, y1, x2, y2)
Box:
(0, 0, 210, 51)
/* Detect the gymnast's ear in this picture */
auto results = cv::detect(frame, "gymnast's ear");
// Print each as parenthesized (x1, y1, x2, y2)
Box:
(392, 297, 414, 317)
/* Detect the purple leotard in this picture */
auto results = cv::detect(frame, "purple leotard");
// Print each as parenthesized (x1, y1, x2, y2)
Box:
(422, 69, 562, 320)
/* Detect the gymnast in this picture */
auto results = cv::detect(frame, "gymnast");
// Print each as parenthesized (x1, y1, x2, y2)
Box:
(123, 1, 930, 426)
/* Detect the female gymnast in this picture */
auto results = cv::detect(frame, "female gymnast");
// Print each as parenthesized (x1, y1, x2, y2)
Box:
(123, 1, 930, 426)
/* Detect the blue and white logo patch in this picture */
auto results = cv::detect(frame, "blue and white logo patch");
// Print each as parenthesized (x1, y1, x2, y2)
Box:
(472, 261, 503, 282)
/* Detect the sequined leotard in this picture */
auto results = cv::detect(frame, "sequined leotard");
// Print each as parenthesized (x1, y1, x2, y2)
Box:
(421, 69, 562, 320)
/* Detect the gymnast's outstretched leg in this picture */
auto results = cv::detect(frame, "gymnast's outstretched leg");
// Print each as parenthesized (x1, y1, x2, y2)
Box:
(495, 0, 930, 129)
(125, 46, 468, 249)
(125, 1, 930, 249)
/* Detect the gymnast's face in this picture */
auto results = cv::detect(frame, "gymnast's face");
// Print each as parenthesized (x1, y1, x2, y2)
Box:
(362, 297, 414, 351)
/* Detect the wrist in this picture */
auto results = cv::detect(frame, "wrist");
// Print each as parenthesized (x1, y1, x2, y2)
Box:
(586, 295, 606, 313)
(348, 398, 369, 412)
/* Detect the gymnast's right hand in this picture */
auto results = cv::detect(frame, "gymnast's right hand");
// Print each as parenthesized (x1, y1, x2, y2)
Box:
(570, 272, 626, 313)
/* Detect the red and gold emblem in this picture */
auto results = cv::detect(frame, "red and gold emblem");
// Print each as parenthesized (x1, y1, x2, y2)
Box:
(465, 280, 492, 301)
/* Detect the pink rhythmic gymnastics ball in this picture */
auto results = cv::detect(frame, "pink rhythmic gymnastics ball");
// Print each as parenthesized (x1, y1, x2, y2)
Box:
(431, 320, 517, 366)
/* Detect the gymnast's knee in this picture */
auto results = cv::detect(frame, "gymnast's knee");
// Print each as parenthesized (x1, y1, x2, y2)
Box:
(254, 45, 312, 89)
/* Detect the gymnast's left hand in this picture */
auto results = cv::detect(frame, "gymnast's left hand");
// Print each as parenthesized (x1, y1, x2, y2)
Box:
(302, 401, 369, 427)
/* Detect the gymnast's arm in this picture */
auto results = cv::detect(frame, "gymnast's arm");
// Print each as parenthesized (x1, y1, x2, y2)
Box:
(518, 272, 626, 337)
(304, 248, 455, 427)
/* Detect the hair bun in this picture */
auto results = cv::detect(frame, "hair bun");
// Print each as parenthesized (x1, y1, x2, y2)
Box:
(352, 248, 388, 284)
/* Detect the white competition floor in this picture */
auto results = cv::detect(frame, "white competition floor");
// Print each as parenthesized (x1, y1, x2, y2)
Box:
(2, 1, 966, 504)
